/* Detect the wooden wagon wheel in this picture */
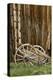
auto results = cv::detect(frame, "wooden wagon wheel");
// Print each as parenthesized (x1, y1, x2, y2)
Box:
(15, 43, 40, 65)
(14, 44, 50, 65)
(33, 45, 50, 64)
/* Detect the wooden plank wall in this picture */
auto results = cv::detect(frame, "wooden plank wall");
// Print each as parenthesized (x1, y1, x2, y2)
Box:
(8, 4, 51, 61)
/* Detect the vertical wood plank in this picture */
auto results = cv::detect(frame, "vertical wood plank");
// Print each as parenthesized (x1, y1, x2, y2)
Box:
(18, 4, 21, 44)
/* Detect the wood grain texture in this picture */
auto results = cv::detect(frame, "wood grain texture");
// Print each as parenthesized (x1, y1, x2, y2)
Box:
(8, 4, 51, 61)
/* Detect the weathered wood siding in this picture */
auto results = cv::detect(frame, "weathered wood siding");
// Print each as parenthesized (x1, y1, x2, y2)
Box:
(8, 4, 51, 61)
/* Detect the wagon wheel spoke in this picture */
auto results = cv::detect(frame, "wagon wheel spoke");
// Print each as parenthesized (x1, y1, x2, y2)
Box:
(16, 54, 23, 58)
(29, 59, 38, 65)
(22, 46, 26, 52)
(29, 47, 32, 52)
(27, 46, 29, 51)
(29, 61, 34, 66)
(18, 48, 25, 55)
(16, 59, 23, 61)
